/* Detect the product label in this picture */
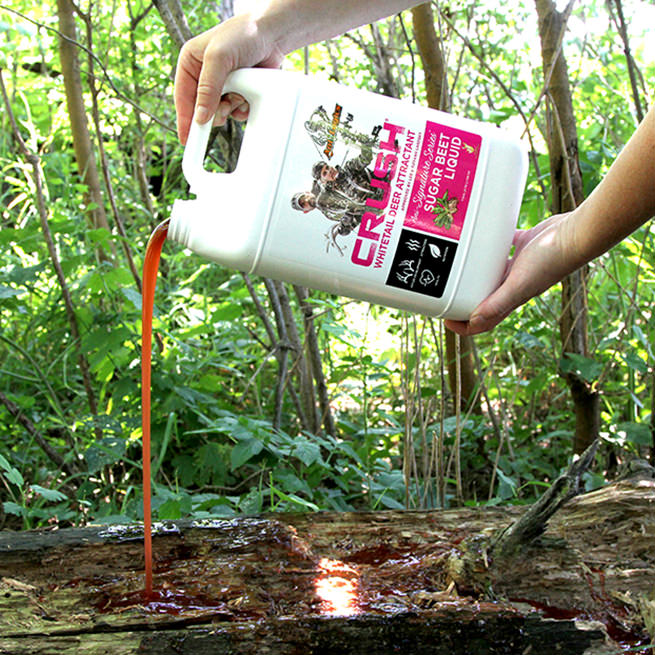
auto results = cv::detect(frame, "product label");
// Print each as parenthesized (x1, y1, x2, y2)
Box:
(387, 230, 457, 298)
(263, 86, 484, 306)
(405, 122, 481, 241)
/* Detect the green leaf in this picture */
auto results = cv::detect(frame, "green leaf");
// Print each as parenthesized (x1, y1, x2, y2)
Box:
(121, 286, 142, 310)
(0, 453, 14, 473)
(0, 285, 24, 299)
(231, 438, 264, 470)
(0, 453, 23, 487)
(616, 422, 652, 446)
(273, 469, 308, 494)
(496, 469, 517, 500)
(374, 493, 405, 510)
(559, 353, 603, 383)
(157, 498, 182, 519)
(30, 485, 67, 502)
(293, 439, 322, 467)
(212, 303, 243, 321)
(3, 502, 24, 517)
(622, 350, 648, 374)
(271, 487, 319, 512)
(7, 261, 46, 285)
(87, 228, 112, 248)
(84, 437, 126, 473)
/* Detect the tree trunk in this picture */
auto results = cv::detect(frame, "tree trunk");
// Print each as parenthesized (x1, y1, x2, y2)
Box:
(152, 0, 192, 49)
(56, 0, 113, 255)
(445, 330, 481, 415)
(411, 3, 448, 111)
(275, 282, 318, 431)
(294, 285, 337, 437)
(535, 0, 599, 454)
(1, 475, 653, 653)
(411, 5, 480, 416)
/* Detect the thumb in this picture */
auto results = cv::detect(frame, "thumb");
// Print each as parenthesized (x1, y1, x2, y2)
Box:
(444, 269, 526, 336)
(444, 292, 514, 336)
(467, 287, 517, 333)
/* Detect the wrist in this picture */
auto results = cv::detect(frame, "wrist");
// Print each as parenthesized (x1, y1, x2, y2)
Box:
(559, 206, 591, 273)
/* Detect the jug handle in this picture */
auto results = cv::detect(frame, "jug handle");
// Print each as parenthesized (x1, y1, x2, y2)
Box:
(183, 119, 214, 195)
(182, 72, 248, 194)
(182, 69, 297, 198)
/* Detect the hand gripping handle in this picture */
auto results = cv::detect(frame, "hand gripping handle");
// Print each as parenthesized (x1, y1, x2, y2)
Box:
(182, 73, 245, 195)
(182, 69, 297, 202)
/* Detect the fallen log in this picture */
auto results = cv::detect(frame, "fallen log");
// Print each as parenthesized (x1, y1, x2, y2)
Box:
(1, 476, 654, 654)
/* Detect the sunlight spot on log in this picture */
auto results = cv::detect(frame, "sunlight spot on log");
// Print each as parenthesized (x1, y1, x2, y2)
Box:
(314, 557, 360, 616)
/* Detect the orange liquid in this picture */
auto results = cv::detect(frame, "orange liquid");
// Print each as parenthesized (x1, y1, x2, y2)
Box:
(141, 218, 169, 596)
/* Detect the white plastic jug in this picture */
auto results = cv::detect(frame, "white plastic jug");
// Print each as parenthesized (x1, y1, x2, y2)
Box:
(168, 69, 528, 319)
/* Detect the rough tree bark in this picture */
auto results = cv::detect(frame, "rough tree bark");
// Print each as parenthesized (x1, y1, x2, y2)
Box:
(152, 0, 192, 49)
(535, 0, 599, 454)
(411, 3, 448, 111)
(56, 0, 113, 256)
(1, 471, 653, 654)
(294, 285, 337, 437)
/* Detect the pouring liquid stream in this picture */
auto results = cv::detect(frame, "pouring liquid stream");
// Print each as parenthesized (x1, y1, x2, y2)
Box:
(141, 218, 170, 597)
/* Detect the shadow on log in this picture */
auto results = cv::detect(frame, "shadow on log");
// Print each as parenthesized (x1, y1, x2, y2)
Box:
(1, 474, 654, 654)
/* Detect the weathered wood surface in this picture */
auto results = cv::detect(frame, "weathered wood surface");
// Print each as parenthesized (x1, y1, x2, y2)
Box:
(1, 478, 654, 654)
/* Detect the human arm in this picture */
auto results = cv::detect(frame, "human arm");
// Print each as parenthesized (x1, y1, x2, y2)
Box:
(444, 103, 655, 335)
(174, 0, 421, 143)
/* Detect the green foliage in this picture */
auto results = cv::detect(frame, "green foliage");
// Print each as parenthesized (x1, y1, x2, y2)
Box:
(1, 0, 654, 531)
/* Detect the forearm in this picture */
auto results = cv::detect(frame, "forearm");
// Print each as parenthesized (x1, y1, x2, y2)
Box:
(175, 0, 421, 141)
(255, 0, 422, 56)
(445, 105, 655, 335)
(567, 104, 655, 268)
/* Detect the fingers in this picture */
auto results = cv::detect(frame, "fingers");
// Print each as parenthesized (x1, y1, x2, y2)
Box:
(175, 27, 237, 144)
(444, 217, 573, 335)
(213, 93, 249, 127)
(174, 43, 204, 144)
(175, 44, 249, 143)
(174, 12, 286, 144)
(443, 293, 512, 336)
(193, 41, 235, 128)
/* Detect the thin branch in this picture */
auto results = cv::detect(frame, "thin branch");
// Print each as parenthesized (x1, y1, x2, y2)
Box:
(0, 391, 76, 476)
(397, 11, 416, 103)
(607, 0, 645, 121)
(490, 439, 599, 560)
(0, 5, 174, 133)
(78, 9, 142, 291)
(437, 7, 549, 201)
(0, 68, 101, 439)
(152, 0, 192, 50)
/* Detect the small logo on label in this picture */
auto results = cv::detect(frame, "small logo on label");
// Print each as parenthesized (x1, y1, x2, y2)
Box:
(395, 259, 416, 285)
(323, 104, 343, 160)
(387, 230, 458, 299)
(419, 270, 436, 286)
(428, 244, 442, 258)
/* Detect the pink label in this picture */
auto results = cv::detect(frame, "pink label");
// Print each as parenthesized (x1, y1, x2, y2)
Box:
(405, 122, 481, 240)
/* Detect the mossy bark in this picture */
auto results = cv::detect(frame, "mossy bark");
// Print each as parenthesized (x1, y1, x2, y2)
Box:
(1, 477, 654, 654)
